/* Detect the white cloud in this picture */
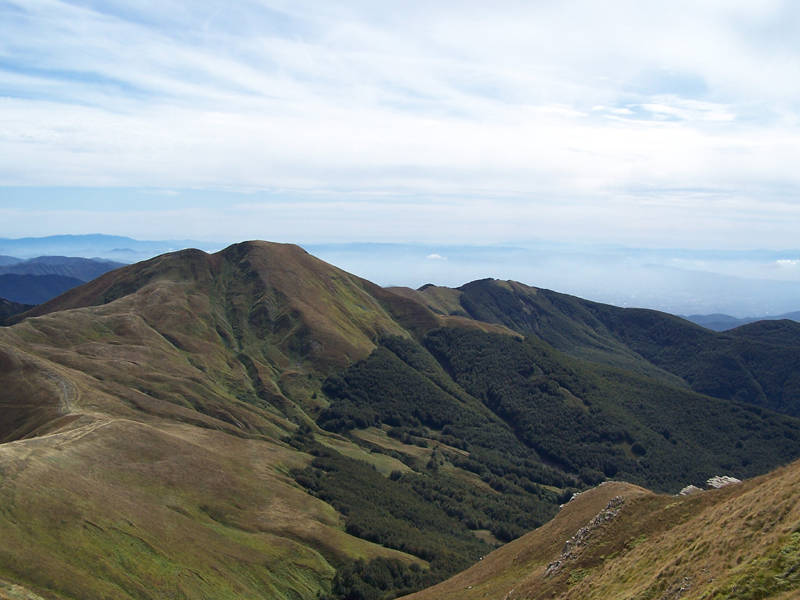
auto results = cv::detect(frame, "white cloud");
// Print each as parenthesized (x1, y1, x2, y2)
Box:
(426, 253, 446, 260)
(0, 1, 799, 248)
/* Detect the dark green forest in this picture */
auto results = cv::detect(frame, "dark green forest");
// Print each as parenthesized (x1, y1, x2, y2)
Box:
(302, 327, 800, 599)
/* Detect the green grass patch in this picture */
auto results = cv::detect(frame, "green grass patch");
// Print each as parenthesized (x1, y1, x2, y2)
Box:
(704, 531, 800, 599)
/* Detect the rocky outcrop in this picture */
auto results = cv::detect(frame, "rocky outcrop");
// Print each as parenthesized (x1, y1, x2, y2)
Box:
(706, 475, 741, 489)
(677, 475, 742, 496)
(545, 496, 625, 577)
(679, 485, 703, 496)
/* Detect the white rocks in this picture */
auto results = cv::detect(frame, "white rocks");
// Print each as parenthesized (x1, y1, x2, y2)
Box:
(706, 475, 741, 489)
(676, 475, 742, 496)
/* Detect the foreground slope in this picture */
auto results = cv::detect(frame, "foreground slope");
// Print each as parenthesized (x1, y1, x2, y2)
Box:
(404, 459, 800, 600)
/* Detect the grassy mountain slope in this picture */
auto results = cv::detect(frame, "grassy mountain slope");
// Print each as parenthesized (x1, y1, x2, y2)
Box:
(0, 242, 540, 599)
(14, 241, 418, 409)
(1, 242, 800, 599)
(0, 242, 438, 598)
(404, 459, 800, 600)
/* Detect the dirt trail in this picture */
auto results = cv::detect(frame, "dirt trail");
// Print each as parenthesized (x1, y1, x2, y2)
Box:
(42, 368, 78, 413)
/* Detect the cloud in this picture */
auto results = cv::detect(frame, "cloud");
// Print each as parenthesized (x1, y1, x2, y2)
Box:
(0, 1, 799, 248)
(426, 253, 446, 260)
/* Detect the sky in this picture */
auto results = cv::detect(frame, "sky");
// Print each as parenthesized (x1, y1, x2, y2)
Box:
(1, 1, 800, 314)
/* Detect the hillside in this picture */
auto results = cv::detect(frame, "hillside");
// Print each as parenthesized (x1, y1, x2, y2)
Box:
(0, 297, 32, 324)
(0, 273, 85, 304)
(408, 279, 800, 416)
(404, 460, 800, 600)
(1, 241, 799, 599)
(0, 242, 436, 599)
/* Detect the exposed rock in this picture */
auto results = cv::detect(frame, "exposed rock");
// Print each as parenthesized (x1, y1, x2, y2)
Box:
(561, 482, 618, 508)
(678, 485, 703, 496)
(662, 575, 692, 599)
(706, 475, 741, 489)
(560, 491, 582, 508)
(545, 496, 625, 577)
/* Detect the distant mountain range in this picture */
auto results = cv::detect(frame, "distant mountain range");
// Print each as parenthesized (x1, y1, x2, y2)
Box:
(0, 296, 33, 323)
(2, 241, 800, 599)
(0, 256, 125, 305)
(0, 255, 22, 267)
(0, 274, 86, 305)
(0, 255, 126, 281)
(3, 234, 800, 317)
(0, 234, 221, 262)
(686, 311, 800, 331)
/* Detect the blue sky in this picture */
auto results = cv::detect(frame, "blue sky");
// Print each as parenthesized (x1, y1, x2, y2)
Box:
(1, 1, 799, 254)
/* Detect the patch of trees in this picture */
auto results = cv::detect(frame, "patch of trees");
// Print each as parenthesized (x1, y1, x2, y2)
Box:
(304, 327, 800, 597)
(424, 328, 800, 490)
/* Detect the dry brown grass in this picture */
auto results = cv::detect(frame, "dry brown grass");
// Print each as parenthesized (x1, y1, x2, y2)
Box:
(403, 462, 800, 600)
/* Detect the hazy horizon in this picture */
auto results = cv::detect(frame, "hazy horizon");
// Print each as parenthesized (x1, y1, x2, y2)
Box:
(2, 233, 799, 318)
(2, 2, 799, 316)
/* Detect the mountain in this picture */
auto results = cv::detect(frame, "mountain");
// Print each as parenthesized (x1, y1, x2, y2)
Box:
(1, 241, 800, 599)
(0, 256, 126, 282)
(399, 279, 800, 417)
(403, 460, 800, 600)
(0, 234, 222, 262)
(0, 255, 22, 267)
(0, 297, 33, 324)
(0, 256, 126, 305)
(686, 311, 800, 331)
(0, 273, 85, 304)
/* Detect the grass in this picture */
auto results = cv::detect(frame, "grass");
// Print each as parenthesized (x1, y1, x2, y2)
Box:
(3, 240, 800, 600)
(404, 461, 800, 600)
(0, 412, 411, 600)
(315, 432, 413, 476)
(702, 531, 800, 599)
(0, 242, 455, 599)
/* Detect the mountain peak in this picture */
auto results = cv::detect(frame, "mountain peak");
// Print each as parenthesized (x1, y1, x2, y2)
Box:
(13, 240, 426, 374)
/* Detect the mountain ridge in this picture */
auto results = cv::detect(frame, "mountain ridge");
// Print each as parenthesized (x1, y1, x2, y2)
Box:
(0, 255, 125, 281)
(686, 311, 800, 331)
(0, 273, 85, 305)
(1, 240, 799, 599)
